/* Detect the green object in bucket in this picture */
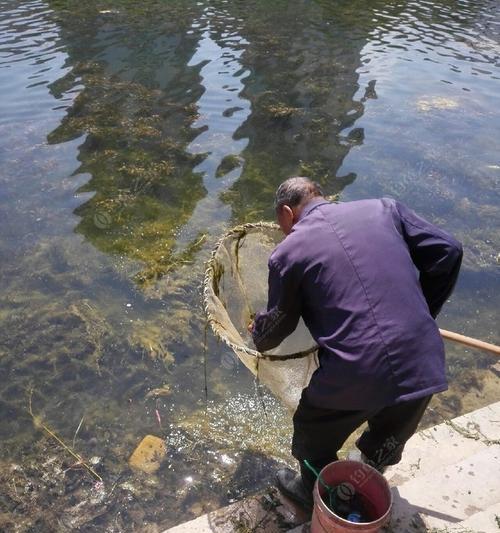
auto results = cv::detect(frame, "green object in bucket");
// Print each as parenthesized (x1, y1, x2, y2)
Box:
(303, 460, 338, 511)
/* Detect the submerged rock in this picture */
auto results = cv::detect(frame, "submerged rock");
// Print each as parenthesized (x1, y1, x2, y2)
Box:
(416, 96, 459, 112)
(129, 435, 167, 474)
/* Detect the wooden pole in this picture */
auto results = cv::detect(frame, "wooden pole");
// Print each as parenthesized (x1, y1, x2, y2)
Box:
(439, 328, 500, 356)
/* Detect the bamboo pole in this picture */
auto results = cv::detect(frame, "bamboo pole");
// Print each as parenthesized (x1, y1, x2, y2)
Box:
(439, 328, 500, 356)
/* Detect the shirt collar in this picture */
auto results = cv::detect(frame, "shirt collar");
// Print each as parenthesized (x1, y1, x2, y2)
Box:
(297, 197, 330, 221)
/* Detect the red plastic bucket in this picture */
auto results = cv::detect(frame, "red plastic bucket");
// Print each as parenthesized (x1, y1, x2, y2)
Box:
(310, 460, 392, 532)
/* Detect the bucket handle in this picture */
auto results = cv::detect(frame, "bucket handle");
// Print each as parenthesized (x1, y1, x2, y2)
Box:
(303, 460, 338, 509)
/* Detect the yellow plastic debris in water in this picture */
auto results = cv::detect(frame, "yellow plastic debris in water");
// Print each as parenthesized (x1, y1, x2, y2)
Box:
(128, 435, 167, 474)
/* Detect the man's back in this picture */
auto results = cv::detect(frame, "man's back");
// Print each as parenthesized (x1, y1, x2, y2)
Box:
(256, 197, 462, 409)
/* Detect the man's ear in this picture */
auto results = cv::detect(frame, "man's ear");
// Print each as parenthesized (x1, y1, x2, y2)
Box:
(282, 205, 293, 222)
(277, 204, 294, 235)
(282, 205, 294, 233)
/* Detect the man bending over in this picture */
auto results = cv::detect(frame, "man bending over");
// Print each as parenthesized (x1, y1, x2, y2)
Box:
(250, 177, 462, 510)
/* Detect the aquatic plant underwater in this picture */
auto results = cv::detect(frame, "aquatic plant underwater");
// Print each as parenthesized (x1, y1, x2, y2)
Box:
(0, 0, 499, 530)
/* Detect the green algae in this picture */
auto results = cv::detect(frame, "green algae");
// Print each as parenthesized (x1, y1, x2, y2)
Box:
(0, 247, 215, 530)
(69, 300, 110, 375)
(48, 60, 207, 287)
(133, 231, 207, 286)
(253, 92, 303, 123)
(212, 1, 369, 223)
(215, 154, 244, 178)
(0, 0, 499, 531)
(128, 319, 175, 363)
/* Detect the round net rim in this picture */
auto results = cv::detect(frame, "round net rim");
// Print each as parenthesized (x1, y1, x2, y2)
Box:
(203, 222, 318, 361)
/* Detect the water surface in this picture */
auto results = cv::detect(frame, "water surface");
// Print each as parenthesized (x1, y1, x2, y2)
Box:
(0, 0, 499, 530)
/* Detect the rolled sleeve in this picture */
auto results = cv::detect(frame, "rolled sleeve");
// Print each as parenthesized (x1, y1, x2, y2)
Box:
(251, 257, 301, 352)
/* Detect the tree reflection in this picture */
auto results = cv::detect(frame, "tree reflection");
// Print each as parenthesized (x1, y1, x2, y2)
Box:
(45, 0, 400, 282)
(211, 0, 390, 221)
(47, 1, 208, 285)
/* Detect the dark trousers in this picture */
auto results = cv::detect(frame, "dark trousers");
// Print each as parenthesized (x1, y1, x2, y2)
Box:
(292, 392, 432, 491)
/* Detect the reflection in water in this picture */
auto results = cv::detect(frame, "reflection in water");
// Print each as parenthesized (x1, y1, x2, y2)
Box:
(341, 0, 500, 273)
(176, 5, 251, 247)
(47, 3, 209, 285)
(0, 0, 499, 530)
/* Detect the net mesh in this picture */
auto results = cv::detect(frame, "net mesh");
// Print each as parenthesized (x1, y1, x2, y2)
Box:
(204, 223, 318, 410)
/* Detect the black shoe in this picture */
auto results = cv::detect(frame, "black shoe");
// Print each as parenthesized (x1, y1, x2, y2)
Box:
(276, 467, 313, 511)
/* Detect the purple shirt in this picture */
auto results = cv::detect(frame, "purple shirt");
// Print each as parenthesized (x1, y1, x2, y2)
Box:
(252, 198, 462, 410)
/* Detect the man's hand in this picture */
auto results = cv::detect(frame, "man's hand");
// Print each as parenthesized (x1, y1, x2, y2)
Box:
(247, 321, 254, 334)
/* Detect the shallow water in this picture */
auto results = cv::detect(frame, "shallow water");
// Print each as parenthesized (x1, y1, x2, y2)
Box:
(0, 0, 499, 530)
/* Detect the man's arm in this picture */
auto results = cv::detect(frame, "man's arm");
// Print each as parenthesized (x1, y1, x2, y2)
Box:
(393, 200, 463, 318)
(251, 257, 301, 352)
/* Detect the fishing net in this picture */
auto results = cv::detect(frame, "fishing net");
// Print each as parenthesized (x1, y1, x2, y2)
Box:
(204, 223, 318, 410)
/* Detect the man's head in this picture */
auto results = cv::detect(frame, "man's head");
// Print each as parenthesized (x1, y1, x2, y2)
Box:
(274, 177, 324, 234)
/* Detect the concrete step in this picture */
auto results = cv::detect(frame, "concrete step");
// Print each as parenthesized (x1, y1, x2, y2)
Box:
(384, 400, 500, 488)
(446, 501, 500, 532)
(387, 444, 500, 531)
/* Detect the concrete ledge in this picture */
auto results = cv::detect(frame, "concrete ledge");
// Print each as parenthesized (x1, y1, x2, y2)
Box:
(447, 501, 500, 532)
(387, 445, 500, 531)
(384, 400, 500, 487)
(164, 488, 308, 533)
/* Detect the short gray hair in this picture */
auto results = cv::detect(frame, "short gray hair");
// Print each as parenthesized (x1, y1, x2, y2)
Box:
(274, 176, 323, 210)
